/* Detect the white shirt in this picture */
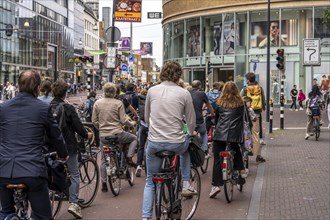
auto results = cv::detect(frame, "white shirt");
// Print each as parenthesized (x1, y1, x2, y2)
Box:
(145, 81, 196, 143)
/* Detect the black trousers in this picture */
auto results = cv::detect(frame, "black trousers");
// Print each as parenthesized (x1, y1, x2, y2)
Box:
(211, 141, 244, 187)
(290, 98, 297, 109)
(299, 101, 304, 108)
(0, 177, 52, 220)
(137, 124, 148, 165)
(259, 113, 263, 139)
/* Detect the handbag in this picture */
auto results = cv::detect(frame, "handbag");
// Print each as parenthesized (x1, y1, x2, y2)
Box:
(46, 157, 70, 192)
(188, 136, 205, 167)
(243, 104, 253, 152)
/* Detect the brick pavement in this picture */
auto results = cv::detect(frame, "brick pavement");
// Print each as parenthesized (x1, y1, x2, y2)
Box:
(258, 128, 330, 220)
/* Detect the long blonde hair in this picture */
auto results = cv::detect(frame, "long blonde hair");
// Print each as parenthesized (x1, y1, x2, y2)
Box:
(217, 81, 244, 109)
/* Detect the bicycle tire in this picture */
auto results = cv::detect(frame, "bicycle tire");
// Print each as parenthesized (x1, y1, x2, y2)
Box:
(127, 166, 135, 186)
(49, 190, 62, 219)
(108, 154, 121, 196)
(78, 158, 100, 208)
(181, 167, 201, 220)
(314, 119, 320, 141)
(224, 177, 234, 203)
(200, 157, 209, 174)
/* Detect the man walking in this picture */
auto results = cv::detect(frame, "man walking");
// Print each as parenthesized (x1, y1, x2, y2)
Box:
(290, 85, 298, 111)
(0, 70, 68, 220)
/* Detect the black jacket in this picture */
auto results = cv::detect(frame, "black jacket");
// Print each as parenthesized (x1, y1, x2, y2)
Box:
(213, 105, 244, 143)
(0, 92, 67, 178)
(138, 94, 146, 122)
(50, 98, 88, 154)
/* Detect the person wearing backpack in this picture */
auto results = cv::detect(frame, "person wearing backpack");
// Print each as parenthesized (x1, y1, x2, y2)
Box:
(240, 72, 266, 163)
(84, 91, 100, 147)
(50, 79, 92, 219)
(122, 83, 139, 111)
(206, 82, 223, 133)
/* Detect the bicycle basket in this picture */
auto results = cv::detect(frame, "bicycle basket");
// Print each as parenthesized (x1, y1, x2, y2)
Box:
(310, 106, 320, 116)
(188, 136, 205, 167)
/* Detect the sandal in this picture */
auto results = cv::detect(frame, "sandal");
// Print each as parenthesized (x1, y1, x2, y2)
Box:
(256, 156, 266, 163)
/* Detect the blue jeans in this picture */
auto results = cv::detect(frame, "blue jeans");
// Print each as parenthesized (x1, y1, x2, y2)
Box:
(196, 122, 208, 152)
(67, 153, 80, 204)
(142, 137, 190, 218)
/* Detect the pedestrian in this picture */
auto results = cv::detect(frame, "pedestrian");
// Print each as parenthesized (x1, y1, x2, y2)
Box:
(142, 61, 197, 220)
(0, 69, 68, 220)
(209, 81, 247, 198)
(50, 79, 92, 219)
(38, 80, 53, 104)
(290, 84, 298, 111)
(298, 89, 306, 110)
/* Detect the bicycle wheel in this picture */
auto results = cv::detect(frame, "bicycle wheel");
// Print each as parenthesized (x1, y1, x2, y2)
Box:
(181, 167, 201, 220)
(126, 166, 135, 186)
(49, 190, 62, 219)
(200, 144, 210, 174)
(314, 119, 320, 141)
(78, 158, 100, 208)
(155, 182, 170, 220)
(224, 176, 234, 203)
(108, 154, 121, 196)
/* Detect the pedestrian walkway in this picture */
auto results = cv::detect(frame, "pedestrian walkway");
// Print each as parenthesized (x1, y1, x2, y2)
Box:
(258, 128, 330, 219)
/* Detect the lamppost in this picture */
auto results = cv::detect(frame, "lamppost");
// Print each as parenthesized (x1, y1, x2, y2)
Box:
(0, 24, 14, 82)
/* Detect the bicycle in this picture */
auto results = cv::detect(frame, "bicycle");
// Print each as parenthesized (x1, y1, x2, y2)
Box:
(101, 136, 135, 196)
(153, 150, 201, 220)
(221, 143, 245, 203)
(50, 146, 100, 218)
(4, 184, 29, 220)
(310, 105, 321, 141)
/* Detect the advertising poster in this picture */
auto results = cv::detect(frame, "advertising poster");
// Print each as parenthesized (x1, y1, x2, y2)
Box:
(250, 20, 297, 48)
(187, 25, 200, 57)
(213, 22, 222, 55)
(114, 0, 142, 22)
(140, 42, 153, 55)
(118, 37, 131, 51)
(223, 19, 239, 54)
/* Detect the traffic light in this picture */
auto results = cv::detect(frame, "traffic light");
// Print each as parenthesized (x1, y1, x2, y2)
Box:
(78, 56, 94, 63)
(87, 56, 94, 63)
(79, 56, 87, 63)
(207, 61, 213, 75)
(5, 24, 13, 37)
(276, 49, 285, 70)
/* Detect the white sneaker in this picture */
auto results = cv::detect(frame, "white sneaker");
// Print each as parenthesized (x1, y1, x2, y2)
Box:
(260, 139, 266, 145)
(295, 109, 298, 111)
(304, 134, 310, 140)
(135, 165, 142, 177)
(182, 185, 198, 197)
(205, 153, 211, 159)
(299, 107, 303, 110)
(240, 169, 249, 178)
(68, 203, 82, 219)
(290, 109, 293, 111)
(209, 186, 221, 198)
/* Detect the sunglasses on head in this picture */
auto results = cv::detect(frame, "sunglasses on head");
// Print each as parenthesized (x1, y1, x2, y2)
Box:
(271, 26, 279, 30)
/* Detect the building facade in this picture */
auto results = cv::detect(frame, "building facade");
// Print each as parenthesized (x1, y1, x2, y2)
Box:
(162, 0, 330, 102)
(85, 0, 99, 20)
(102, 7, 111, 30)
(0, 0, 75, 84)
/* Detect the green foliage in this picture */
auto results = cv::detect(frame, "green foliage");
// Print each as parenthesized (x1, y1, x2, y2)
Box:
(322, 8, 330, 27)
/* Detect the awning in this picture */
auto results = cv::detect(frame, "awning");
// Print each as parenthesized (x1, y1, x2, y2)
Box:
(86, 50, 106, 55)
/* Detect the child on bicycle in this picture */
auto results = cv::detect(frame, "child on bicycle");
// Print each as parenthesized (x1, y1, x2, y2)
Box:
(305, 85, 323, 140)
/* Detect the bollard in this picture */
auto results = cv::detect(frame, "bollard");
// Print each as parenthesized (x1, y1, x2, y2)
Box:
(269, 99, 273, 133)
(280, 74, 285, 129)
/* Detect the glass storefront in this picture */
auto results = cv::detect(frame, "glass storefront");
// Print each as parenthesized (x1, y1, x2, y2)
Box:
(163, 6, 330, 104)
(0, 0, 74, 84)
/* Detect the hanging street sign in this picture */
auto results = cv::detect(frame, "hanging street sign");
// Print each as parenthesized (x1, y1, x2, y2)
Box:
(147, 12, 162, 19)
(303, 38, 321, 66)
(114, 0, 142, 22)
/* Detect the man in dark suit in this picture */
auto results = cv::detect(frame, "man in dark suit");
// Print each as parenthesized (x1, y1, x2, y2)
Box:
(0, 69, 68, 220)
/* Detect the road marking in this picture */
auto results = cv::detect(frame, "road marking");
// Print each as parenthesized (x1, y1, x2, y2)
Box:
(273, 127, 329, 130)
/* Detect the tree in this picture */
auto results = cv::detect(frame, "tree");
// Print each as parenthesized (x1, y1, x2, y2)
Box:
(322, 8, 330, 27)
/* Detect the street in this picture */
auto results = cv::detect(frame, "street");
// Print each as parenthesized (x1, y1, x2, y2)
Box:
(58, 93, 330, 219)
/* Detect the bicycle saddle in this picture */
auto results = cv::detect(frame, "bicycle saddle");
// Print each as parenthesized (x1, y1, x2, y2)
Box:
(156, 150, 176, 158)
(105, 136, 118, 142)
(6, 184, 27, 189)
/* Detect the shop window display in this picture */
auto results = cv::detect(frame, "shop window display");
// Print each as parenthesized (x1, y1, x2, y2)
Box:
(186, 18, 200, 57)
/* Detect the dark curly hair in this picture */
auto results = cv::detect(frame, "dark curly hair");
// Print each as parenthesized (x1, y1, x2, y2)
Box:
(52, 79, 69, 98)
(160, 60, 182, 83)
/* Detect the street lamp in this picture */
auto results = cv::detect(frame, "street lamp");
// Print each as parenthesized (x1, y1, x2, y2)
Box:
(23, 21, 30, 28)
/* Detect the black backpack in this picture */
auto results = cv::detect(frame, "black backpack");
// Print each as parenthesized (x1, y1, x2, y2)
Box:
(50, 102, 68, 138)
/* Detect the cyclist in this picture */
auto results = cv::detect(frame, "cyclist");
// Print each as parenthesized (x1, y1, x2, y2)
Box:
(0, 70, 68, 220)
(142, 61, 196, 220)
(305, 85, 324, 140)
(84, 90, 100, 148)
(190, 80, 215, 157)
(115, 84, 138, 120)
(92, 82, 137, 193)
(38, 79, 53, 104)
(50, 79, 92, 219)
(209, 81, 247, 198)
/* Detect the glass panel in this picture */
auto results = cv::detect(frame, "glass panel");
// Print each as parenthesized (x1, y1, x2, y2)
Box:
(172, 20, 184, 58)
(281, 9, 299, 46)
(186, 17, 200, 57)
(163, 23, 171, 60)
(250, 10, 280, 48)
(314, 7, 330, 45)
(236, 12, 247, 54)
(202, 15, 222, 56)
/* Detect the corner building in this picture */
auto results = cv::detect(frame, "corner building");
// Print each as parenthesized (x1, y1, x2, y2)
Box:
(162, 0, 330, 103)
